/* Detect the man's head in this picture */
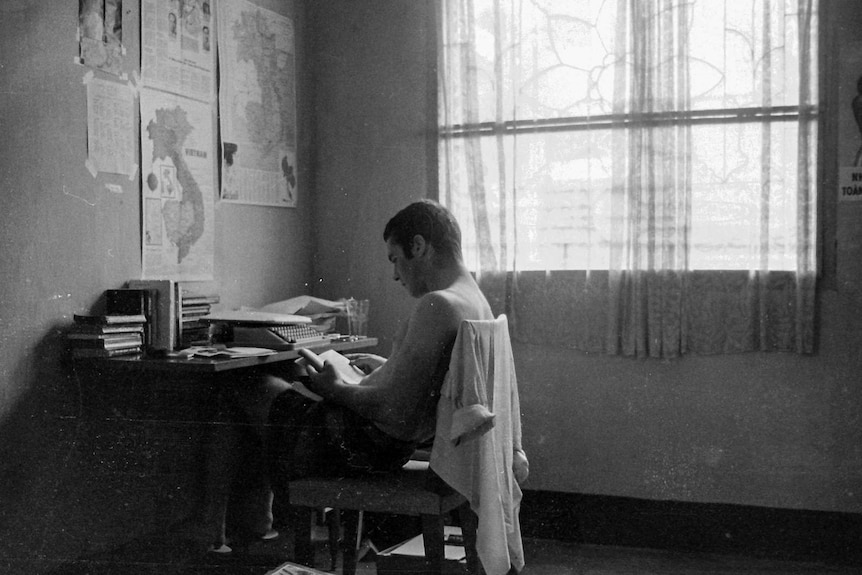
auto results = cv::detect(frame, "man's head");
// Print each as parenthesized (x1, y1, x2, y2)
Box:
(383, 200, 463, 297)
(383, 200, 462, 263)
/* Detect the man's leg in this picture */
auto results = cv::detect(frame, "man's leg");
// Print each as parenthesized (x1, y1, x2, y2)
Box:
(200, 372, 292, 550)
(198, 385, 247, 551)
(226, 373, 293, 540)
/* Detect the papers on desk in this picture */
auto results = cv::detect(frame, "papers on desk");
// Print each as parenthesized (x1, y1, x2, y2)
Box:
(258, 295, 345, 316)
(257, 296, 345, 333)
(173, 346, 278, 359)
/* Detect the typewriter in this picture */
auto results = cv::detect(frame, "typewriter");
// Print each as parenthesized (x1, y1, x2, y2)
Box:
(227, 324, 330, 350)
(200, 310, 332, 350)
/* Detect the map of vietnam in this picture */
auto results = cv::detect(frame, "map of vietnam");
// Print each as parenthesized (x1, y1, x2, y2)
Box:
(146, 107, 205, 264)
(218, 1, 296, 206)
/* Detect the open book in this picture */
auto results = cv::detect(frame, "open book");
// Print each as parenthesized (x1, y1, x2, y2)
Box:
(290, 349, 365, 401)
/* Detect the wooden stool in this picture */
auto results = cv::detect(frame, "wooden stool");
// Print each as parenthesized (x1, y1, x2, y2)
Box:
(288, 460, 481, 575)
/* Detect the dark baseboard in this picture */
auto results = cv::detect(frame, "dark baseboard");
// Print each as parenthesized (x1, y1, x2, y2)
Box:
(519, 490, 862, 566)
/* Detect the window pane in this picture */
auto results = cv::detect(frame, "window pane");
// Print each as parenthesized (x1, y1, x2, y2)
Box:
(457, 0, 806, 123)
(689, 122, 801, 270)
(446, 120, 805, 272)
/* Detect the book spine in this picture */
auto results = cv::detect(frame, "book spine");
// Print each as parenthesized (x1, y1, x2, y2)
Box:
(182, 304, 212, 316)
(69, 324, 145, 335)
(73, 313, 147, 325)
(68, 335, 143, 349)
(71, 346, 142, 358)
(127, 280, 177, 351)
(181, 295, 220, 305)
(66, 331, 143, 341)
(106, 288, 156, 350)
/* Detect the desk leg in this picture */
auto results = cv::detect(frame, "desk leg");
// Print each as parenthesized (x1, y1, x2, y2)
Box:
(292, 506, 315, 567)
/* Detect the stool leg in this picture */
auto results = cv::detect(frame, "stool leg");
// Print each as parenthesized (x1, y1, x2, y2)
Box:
(458, 503, 483, 575)
(327, 508, 341, 571)
(421, 513, 445, 575)
(341, 510, 361, 575)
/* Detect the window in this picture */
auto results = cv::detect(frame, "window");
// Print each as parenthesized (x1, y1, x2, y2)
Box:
(439, 0, 818, 273)
(438, 0, 819, 357)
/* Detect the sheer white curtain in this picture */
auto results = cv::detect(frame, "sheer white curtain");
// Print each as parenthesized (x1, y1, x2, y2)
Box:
(439, 0, 818, 358)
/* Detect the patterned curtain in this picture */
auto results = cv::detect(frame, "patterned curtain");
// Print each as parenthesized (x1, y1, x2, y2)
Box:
(438, 0, 818, 358)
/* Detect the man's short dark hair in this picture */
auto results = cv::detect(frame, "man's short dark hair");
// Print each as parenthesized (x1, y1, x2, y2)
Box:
(384, 200, 462, 262)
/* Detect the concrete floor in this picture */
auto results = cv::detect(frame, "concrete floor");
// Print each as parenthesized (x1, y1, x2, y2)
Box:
(37, 525, 859, 575)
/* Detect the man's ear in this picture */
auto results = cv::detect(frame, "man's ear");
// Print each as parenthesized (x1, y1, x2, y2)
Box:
(410, 234, 428, 258)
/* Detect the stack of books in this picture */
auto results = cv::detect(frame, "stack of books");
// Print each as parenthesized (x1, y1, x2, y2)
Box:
(68, 313, 147, 358)
(109, 281, 221, 351)
(180, 289, 220, 347)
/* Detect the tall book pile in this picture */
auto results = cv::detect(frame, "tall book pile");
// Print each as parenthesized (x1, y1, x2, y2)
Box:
(68, 314, 146, 358)
(180, 289, 220, 347)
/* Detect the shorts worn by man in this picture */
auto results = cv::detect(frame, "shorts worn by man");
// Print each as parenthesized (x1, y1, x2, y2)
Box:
(266, 199, 495, 488)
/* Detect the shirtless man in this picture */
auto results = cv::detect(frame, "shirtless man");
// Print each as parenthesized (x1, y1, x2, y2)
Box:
(303, 199, 494, 445)
(264, 200, 494, 479)
(203, 200, 494, 552)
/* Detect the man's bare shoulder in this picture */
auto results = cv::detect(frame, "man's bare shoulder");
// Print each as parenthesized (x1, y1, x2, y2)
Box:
(417, 276, 493, 326)
(410, 291, 463, 334)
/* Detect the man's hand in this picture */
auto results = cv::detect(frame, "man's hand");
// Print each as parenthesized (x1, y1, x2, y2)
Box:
(513, 449, 530, 485)
(344, 353, 386, 375)
(303, 361, 344, 400)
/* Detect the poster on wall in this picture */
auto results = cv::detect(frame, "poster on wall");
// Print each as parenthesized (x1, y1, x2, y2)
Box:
(838, 41, 862, 203)
(140, 87, 215, 281)
(85, 74, 137, 178)
(77, 0, 126, 77)
(217, 0, 298, 208)
(141, 0, 216, 103)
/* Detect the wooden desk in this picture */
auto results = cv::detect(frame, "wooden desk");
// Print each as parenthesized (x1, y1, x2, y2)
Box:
(70, 336, 380, 538)
(92, 337, 378, 373)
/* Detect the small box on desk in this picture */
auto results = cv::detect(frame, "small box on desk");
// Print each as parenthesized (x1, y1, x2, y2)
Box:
(377, 526, 467, 575)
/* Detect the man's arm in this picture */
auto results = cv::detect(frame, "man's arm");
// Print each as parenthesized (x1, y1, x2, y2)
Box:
(304, 292, 460, 430)
(344, 353, 387, 375)
(343, 319, 406, 373)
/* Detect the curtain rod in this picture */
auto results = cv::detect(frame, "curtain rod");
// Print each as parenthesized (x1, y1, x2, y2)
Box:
(441, 105, 818, 137)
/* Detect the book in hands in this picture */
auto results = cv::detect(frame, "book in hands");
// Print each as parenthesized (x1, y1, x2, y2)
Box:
(297, 349, 364, 385)
(290, 349, 365, 402)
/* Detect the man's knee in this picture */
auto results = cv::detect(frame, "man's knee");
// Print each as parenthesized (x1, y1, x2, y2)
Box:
(237, 374, 292, 424)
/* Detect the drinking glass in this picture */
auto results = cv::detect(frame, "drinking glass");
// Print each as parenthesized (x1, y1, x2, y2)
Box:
(345, 298, 370, 337)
